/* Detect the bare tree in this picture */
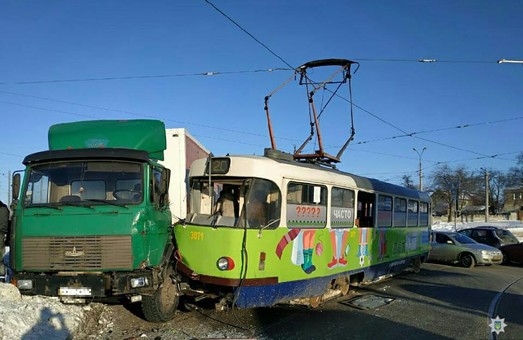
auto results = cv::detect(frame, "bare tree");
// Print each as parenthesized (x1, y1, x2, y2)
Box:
(429, 164, 471, 222)
(488, 170, 506, 214)
(402, 174, 416, 189)
(506, 152, 523, 187)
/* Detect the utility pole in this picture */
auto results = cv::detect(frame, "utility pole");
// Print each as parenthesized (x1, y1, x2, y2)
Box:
(484, 170, 489, 222)
(413, 147, 426, 191)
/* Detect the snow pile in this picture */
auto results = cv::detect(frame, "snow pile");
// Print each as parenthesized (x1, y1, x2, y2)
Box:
(0, 282, 89, 340)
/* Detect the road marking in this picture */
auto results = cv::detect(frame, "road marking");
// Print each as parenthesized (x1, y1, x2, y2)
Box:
(487, 275, 523, 340)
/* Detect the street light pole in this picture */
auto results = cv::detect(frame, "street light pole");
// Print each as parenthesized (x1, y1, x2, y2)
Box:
(413, 147, 427, 191)
(480, 167, 490, 222)
(484, 170, 489, 222)
(497, 59, 523, 64)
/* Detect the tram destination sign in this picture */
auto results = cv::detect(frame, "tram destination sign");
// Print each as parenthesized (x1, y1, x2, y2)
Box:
(206, 157, 230, 174)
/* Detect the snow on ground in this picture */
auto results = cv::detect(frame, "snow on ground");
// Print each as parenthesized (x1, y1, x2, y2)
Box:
(0, 248, 93, 340)
(1, 219, 522, 339)
(0, 282, 90, 340)
(431, 219, 523, 241)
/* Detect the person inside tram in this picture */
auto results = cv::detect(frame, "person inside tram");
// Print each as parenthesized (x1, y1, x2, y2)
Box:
(248, 189, 268, 227)
(214, 185, 239, 218)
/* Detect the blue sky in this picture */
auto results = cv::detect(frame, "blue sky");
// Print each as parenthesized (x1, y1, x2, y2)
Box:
(1, 0, 522, 200)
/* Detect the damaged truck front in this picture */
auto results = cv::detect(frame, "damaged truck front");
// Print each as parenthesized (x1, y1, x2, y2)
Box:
(9, 119, 204, 322)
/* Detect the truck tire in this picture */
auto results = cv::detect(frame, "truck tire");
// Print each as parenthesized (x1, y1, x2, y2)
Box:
(142, 265, 179, 322)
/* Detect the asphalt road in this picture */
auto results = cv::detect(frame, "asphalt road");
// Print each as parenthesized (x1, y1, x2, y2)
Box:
(93, 263, 523, 340)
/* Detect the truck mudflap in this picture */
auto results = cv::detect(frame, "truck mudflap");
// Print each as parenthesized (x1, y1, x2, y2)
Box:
(14, 270, 156, 299)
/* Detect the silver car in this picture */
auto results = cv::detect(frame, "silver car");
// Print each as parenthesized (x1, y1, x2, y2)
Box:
(428, 231, 503, 267)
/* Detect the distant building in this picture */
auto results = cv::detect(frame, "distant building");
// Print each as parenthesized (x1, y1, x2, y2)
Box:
(503, 187, 523, 219)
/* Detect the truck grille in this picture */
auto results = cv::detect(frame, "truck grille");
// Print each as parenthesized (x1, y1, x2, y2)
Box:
(22, 236, 133, 270)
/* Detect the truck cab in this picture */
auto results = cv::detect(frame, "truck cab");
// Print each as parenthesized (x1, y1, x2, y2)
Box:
(10, 120, 177, 319)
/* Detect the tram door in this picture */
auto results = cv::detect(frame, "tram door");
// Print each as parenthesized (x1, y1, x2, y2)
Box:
(357, 191, 375, 228)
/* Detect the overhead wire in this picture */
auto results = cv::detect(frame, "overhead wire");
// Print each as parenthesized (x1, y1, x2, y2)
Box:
(199, 5, 517, 162)
(203, 0, 295, 70)
(1, 81, 520, 168)
(0, 67, 291, 85)
(0, 91, 300, 142)
(352, 57, 498, 64)
(331, 94, 511, 160)
(7, 89, 517, 166)
(0, 58, 504, 86)
(1, 0, 520, 169)
(0, 94, 520, 186)
(355, 116, 523, 146)
(0, 57, 507, 86)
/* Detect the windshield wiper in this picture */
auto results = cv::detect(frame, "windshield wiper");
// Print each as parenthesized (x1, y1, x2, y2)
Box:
(84, 199, 129, 209)
(27, 205, 62, 210)
(59, 201, 95, 209)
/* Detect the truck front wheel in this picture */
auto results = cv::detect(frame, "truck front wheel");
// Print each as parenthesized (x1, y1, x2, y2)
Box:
(142, 265, 179, 322)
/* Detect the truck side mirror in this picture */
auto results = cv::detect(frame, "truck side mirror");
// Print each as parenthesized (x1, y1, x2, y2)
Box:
(12, 173, 20, 200)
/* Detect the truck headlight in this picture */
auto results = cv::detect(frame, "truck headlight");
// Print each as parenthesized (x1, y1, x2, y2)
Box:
(17, 279, 34, 290)
(130, 277, 148, 288)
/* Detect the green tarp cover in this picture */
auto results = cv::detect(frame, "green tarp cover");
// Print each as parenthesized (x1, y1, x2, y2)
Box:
(48, 119, 166, 160)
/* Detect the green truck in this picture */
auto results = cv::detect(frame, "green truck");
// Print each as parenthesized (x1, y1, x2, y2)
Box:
(9, 119, 208, 321)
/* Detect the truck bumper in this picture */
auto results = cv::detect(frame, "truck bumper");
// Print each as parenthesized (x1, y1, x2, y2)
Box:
(12, 270, 156, 298)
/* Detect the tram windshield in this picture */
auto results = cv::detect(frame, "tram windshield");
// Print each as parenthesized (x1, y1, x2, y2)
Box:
(187, 177, 281, 229)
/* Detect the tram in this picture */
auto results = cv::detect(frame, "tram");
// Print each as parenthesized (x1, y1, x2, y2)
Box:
(173, 59, 431, 308)
(174, 151, 430, 308)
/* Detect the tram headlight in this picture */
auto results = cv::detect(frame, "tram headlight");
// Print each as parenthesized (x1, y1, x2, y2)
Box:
(217, 257, 235, 271)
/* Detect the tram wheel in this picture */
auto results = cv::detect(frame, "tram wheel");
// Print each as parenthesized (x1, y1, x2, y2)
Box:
(142, 265, 179, 322)
(411, 257, 422, 273)
(309, 295, 322, 308)
(335, 277, 350, 296)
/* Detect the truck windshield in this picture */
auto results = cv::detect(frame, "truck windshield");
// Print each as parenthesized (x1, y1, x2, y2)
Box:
(187, 177, 281, 229)
(23, 161, 143, 207)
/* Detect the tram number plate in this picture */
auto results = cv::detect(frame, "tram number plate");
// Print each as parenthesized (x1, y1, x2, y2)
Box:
(59, 287, 92, 296)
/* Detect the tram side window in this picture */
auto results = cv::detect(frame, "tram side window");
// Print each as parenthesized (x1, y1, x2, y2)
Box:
(287, 182, 327, 229)
(357, 191, 375, 228)
(331, 187, 355, 228)
(419, 202, 429, 226)
(407, 200, 419, 227)
(393, 198, 407, 227)
(377, 195, 392, 227)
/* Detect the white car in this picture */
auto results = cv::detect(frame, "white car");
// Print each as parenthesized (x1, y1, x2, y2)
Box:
(428, 231, 503, 267)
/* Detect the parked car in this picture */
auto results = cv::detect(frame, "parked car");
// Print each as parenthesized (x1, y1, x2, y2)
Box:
(428, 231, 503, 267)
(458, 226, 523, 264)
(458, 226, 519, 248)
